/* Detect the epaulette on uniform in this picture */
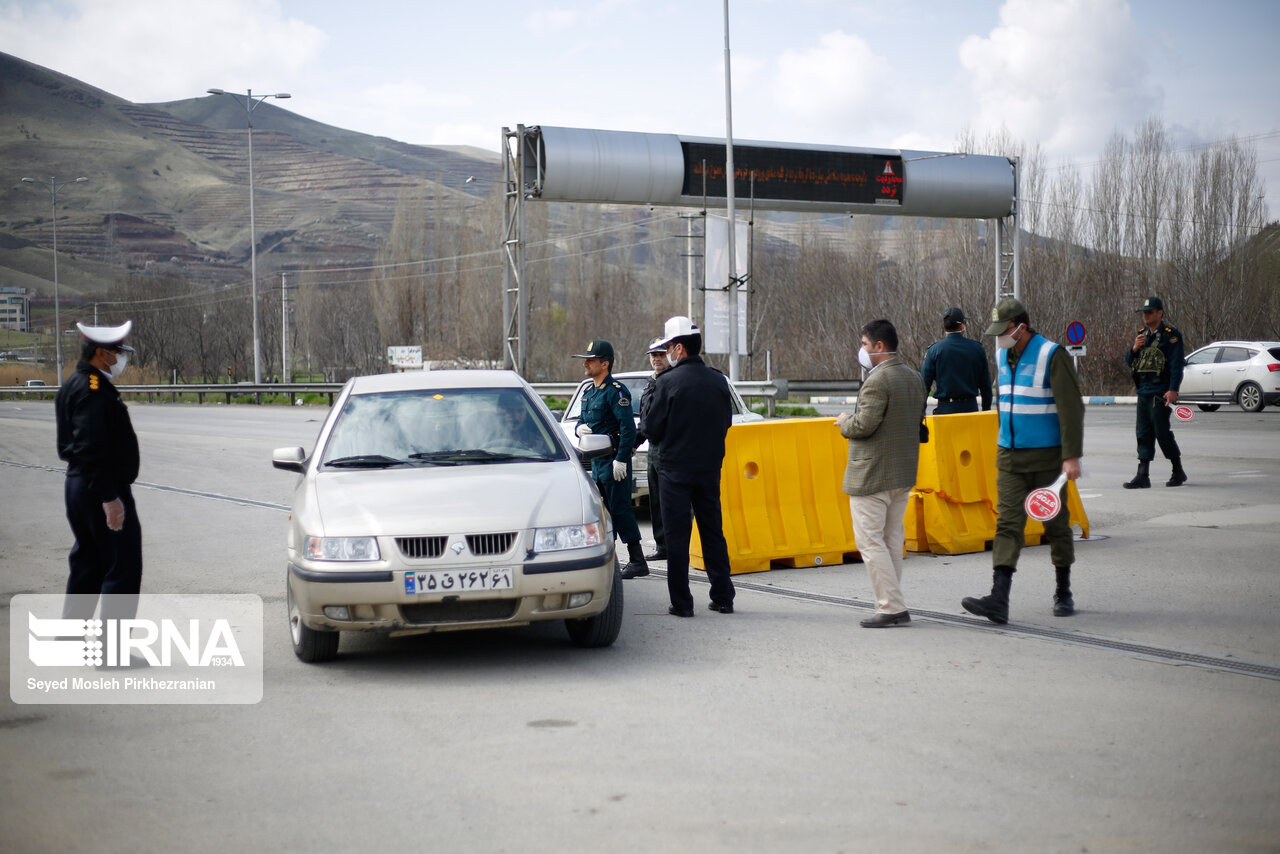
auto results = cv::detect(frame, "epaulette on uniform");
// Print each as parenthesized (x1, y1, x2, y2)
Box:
(88, 374, 100, 391)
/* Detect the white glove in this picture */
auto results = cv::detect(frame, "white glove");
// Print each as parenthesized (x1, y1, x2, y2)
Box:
(611, 460, 627, 481)
(575, 423, 593, 437)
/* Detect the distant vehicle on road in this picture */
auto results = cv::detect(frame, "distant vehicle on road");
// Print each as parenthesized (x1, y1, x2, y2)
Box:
(558, 369, 764, 501)
(24, 379, 46, 387)
(1179, 340, 1280, 412)
(272, 369, 623, 663)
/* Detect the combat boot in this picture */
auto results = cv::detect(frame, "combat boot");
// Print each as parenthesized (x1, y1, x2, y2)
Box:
(620, 541, 649, 579)
(962, 567, 1014, 624)
(1053, 566, 1075, 617)
(1166, 458, 1188, 487)
(1123, 460, 1151, 489)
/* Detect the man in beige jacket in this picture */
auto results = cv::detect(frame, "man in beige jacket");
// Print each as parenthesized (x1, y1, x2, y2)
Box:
(837, 319, 927, 628)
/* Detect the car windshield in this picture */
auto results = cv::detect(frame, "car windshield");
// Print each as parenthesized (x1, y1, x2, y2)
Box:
(322, 387, 565, 467)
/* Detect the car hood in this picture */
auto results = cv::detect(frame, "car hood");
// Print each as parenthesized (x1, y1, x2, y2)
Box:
(307, 461, 594, 536)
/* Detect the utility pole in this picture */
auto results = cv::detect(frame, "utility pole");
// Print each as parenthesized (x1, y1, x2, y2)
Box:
(20, 175, 88, 382)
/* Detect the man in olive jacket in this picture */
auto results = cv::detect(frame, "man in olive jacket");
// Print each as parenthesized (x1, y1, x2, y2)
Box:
(837, 319, 927, 628)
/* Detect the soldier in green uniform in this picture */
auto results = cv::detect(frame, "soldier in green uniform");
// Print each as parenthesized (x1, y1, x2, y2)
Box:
(572, 340, 647, 578)
(1123, 296, 1187, 488)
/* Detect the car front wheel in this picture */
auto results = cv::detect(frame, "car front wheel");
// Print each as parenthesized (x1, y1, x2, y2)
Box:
(288, 582, 340, 663)
(1196, 404, 1221, 412)
(1237, 381, 1265, 412)
(565, 563, 624, 648)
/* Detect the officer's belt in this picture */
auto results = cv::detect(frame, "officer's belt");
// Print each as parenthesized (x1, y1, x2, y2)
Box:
(936, 396, 976, 403)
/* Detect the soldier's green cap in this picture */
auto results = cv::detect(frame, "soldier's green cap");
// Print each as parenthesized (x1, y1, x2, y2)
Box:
(1137, 295, 1163, 312)
(572, 339, 614, 363)
(984, 297, 1027, 335)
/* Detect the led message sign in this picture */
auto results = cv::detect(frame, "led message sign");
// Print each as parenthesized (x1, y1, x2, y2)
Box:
(681, 142, 903, 206)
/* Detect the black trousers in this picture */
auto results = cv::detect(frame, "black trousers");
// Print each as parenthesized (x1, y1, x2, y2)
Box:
(595, 470, 641, 545)
(933, 398, 979, 415)
(658, 468, 734, 612)
(647, 455, 665, 550)
(1135, 393, 1181, 461)
(63, 477, 142, 620)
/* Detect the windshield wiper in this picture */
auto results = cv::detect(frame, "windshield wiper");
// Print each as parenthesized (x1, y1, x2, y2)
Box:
(325, 454, 406, 468)
(409, 449, 528, 463)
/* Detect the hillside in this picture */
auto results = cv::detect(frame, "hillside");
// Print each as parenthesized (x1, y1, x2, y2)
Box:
(0, 51, 501, 303)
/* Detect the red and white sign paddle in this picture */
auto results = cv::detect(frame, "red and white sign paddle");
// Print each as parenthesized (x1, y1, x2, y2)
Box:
(1169, 402, 1193, 421)
(1024, 472, 1069, 522)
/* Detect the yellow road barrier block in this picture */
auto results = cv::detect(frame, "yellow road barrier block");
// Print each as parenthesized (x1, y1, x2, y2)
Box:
(690, 418, 860, 574)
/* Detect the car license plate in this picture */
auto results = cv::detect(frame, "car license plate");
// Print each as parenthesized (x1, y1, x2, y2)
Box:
(404, 568, 514, 595)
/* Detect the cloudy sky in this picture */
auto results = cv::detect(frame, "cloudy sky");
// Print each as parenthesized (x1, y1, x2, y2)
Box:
(3, 0, 1278, 208)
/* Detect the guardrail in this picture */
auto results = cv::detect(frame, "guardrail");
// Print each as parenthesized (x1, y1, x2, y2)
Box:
(0, 377, 795, 409)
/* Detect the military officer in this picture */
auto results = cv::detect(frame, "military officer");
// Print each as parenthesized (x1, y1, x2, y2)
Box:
(1123, 296, 1187, 488)
(920, 306, 993, 414)
(573, 339, 647, 578)
(634, 337, 671, 562)
(55, 320, 143, 623)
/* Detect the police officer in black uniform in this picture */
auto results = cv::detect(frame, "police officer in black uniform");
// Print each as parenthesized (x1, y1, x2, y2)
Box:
(55, 321, 143, 622)
(1123, 296, 1187, 488)
(634, 337, 671, 562)
(920, 306, 992, 414)
(573, 339, 647, 578)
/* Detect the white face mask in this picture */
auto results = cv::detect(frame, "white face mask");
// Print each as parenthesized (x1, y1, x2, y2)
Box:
(996, 323, 1024, 350)
(665, 347, 681, 367)
(107, 352, 129, 381)
(858, 346, 895, 371)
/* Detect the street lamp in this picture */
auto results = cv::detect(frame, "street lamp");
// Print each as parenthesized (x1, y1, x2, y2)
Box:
(21, 175, 88, 383)
(206, 87, 291, 384)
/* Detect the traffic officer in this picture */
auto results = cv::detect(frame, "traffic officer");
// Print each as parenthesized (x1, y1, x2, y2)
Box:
(1123, 296, 1187, 488)
(55, 320, 143, 623)
(573, 339, 647, 578)
(634, 337, 671, 562)
(920, 306, 992, 414)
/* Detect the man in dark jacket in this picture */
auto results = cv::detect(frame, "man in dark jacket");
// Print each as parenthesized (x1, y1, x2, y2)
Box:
(921, 306, 992, 414)
(1123, 296, 1187, 488)
(639, 316, 735, 617)
(634, 337, 671, 564)
(55, 320, 143, 622)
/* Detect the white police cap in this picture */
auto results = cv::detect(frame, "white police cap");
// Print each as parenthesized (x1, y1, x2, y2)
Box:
(76, 320, 135, 352)
(653, 315, 700, 349)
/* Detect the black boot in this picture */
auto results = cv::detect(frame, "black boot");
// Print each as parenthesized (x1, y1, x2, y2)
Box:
(1166, 458, 1187, 487)
(1123, 460, 1151, 489)
(962, 567, 1014, 624)
(620, 541, 649, 579)
(1053, 566, 1075, 616)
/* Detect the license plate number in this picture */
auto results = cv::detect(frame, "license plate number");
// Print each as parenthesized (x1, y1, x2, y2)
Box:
(404, 568, 514, 595)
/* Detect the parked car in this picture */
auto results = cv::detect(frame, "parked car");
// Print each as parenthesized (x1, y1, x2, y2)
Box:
(559, 369, 765, 500)
(24, 380, 46, 387)
(273, 370, 623, 663)
(1177, 341, 1280, 412)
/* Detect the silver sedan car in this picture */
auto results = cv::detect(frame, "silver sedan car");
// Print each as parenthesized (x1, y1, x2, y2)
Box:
(273, 370, 623, 663)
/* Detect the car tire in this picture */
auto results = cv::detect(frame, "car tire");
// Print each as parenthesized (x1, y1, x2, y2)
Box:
(288, 582, 340, 663)
(565, 562, 624, 648)
(1196, 404, 1221, 412)
(1237, 382, 1265, 413)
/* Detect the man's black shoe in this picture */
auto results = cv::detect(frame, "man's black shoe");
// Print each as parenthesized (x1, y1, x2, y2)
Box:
(644, 550, 667, 562)
(860, 610, 910, 628)
(620, 562, 649, 579)
(668, 606, 694, 618)
(708, 601, 734, 614)
(1053, 593, 1075, 617)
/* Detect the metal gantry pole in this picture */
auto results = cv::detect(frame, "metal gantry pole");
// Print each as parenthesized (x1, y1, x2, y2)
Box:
(723, 0, 739, 381)
(501, 126, 528, 375)
(21, 175, 87, 383)
(994, 156, 1021, 304)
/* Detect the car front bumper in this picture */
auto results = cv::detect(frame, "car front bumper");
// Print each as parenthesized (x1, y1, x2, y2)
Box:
(288, 547, 617, 637)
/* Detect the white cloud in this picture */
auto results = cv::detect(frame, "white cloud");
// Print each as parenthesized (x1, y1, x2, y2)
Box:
(768, 30, 888, 124)
(0, 0, 327, 102)
(958, 0, 1160, 156)
(525, 8, 578, 35)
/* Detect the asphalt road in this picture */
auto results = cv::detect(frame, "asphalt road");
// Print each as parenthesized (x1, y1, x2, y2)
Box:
(1, 401, 1277, 853)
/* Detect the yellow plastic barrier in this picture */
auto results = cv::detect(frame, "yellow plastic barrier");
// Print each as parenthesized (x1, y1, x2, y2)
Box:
(690, 418, 860, 574)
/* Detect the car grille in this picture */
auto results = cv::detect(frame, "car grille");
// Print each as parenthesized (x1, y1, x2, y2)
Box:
(396, 536, 447, 559)
(401, 600, 519, 624)
(466, 532, 517, 556)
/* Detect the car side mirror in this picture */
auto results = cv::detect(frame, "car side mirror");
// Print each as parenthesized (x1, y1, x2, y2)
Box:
(272, 446, 307, 473)
(575, 433, 613, 461)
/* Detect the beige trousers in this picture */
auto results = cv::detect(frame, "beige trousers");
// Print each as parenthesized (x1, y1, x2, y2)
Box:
(848, 486, 912, 614)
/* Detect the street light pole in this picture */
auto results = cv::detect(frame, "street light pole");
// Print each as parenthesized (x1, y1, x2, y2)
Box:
(21, 175, 88, 383)
(206, 87, 291, 384)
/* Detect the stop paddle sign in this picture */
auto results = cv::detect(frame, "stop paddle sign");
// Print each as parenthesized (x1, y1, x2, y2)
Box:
(1025, 472, 1069, 522)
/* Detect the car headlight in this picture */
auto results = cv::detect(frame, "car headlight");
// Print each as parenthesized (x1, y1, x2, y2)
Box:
(304, 536, 381, 562)
(534, 522, 604, 553)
